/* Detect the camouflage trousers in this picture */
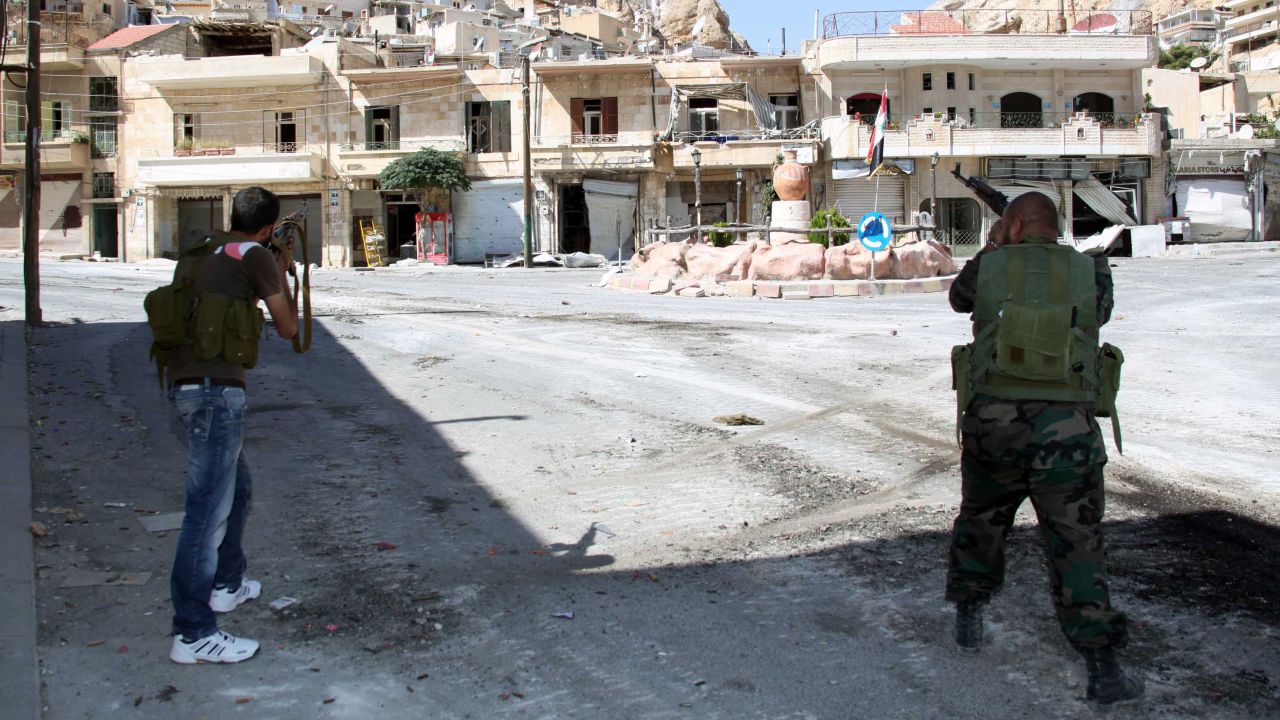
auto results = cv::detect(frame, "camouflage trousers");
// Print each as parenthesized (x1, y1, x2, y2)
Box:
(945, 454, 1129, 650)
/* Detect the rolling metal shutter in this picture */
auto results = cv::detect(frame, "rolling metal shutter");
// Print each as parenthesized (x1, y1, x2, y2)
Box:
(452, 179, 525, 263)
(831, 175, 905, 224)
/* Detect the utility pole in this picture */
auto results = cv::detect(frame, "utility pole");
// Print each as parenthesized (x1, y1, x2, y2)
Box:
(521, 54, 533, 268)
(24, 0, 43, 325)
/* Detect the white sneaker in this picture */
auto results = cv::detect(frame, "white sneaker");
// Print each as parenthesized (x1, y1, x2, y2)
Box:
(209, 579, 262, 613)
(169, 631, 259, 665)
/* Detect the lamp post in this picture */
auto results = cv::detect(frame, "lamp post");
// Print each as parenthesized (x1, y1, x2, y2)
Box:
(735, 167, 743, 225)
(691, 146, 703, 243)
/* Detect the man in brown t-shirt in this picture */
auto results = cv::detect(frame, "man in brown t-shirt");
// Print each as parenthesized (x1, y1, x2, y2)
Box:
(167, 186, 298, 665)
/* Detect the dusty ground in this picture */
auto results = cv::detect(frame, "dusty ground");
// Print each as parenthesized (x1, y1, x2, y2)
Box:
(2, 250, 1278, 719)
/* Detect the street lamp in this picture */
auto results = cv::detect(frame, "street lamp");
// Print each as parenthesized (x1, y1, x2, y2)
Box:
(735, 167, 744, 225)
(691, 146, 703, 243)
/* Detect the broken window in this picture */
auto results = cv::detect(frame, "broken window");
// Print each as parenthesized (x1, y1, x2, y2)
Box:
(688, 97, 719, 136)
(770, 94, 799, 130)
(466, 101, 510, 153)
(364, 105, 399, 150)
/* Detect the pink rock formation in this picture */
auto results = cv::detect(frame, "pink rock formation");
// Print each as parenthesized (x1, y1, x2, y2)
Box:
(748, 242, 826, 281)
(685, 241, 757, 280)
(632, 240, 691, 281)
(823, 243, 892, 280)
(892, 237, 959, 279)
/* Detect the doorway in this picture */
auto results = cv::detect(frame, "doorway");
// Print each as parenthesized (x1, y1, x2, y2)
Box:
(93, 205, 118, 257)
(1073, 92, 1115, 125)
(1000, 92, 1043, 128)
(559, 184, 590, 254)
(385, 202, 419, 258)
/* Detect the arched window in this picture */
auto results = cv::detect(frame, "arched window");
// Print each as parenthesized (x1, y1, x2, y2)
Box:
(846, 93, 888, 125)
(1073, 92, 1115, 126)
(1000, 92, 1043, 128)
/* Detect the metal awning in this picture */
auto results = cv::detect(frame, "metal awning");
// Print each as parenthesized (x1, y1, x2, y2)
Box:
(1074, 178, 1138, 226)
(659, 83, 777, 141)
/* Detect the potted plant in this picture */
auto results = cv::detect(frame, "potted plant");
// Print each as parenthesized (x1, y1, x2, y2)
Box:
(174, 138, 193, 157)
(69, 131, 89, 144)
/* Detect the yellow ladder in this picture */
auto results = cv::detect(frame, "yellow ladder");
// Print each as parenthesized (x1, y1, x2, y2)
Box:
(359, 217, 387, 267)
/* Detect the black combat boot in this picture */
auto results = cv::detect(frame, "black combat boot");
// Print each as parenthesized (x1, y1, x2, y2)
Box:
(954, 600, 983, 652)
(1081, 647, 1145, 705)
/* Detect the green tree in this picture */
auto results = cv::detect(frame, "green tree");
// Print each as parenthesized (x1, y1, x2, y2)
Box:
(1158, 44, 1217, 70)
(808, 208, 852, 247)
(378, 148, 471, 215)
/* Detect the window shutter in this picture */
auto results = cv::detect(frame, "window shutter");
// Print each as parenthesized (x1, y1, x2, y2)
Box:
(570, 98, 585, 137)
(602, 97, 618, 136)
(492, 101, 511, 152)
(364, 108, 374, 144)
(391, 106, 401, 143)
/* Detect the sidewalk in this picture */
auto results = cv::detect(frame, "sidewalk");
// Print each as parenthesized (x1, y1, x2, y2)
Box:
(0, 320, 38, 719)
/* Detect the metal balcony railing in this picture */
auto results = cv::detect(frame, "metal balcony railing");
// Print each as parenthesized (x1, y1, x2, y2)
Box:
(1223, 18, 1278, 41)
(669, 125, 819, 144)
(822, 9, 1154, 38)
(907, 111, 1152, 129)
(3, 129, 80, 142)
(339, 139, 466, 152)
(266, 141, 302, 154)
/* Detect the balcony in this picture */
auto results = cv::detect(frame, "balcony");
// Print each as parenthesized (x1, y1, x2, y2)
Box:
(134, 54, 324, 90)
(1223, 16, 1279, 44)
(137, 144, 324, 186)
(531, 133, 654, 171)
(0, 43, 86, 71)
(0, 131, 90, 170)
(338, 139, 466, 178)
(669, 126, 819, 168)
(818, 10, 1156, 70)
(822, 113, 1159, 161)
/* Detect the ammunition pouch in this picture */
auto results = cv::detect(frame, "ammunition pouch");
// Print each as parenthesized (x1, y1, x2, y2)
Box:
(1095, 343, 1124, 453)
(192, 292, 265, 369)
(951, 344, 972, 446)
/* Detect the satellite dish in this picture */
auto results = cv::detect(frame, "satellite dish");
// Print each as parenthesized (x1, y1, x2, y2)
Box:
(1189, 57, 1208, 70)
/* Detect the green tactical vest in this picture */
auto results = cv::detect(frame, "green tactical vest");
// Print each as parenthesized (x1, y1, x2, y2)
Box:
(968, 237, 1100, 403)
(144, 236, 265, 385)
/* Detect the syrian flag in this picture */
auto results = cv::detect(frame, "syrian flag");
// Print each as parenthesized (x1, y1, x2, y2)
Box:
(866, 86, 888, 171)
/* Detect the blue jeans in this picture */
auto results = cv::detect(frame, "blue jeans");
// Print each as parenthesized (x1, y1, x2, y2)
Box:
(170, 384, 253, 640)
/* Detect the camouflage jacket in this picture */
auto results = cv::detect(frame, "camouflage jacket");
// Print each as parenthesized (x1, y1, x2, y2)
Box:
(951, 242, 1115, 469)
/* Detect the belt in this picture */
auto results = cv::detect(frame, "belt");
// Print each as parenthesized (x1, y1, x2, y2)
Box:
(172, 377, 246, 390)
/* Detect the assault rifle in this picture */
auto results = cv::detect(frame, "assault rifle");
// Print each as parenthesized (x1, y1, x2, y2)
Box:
(951, 164, 1010, 218)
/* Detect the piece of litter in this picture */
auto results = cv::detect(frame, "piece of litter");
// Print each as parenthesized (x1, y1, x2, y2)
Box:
(155, 686, 179, 702)
(322, 698, 336, 705)
(133, 695, 143, 707)
(486, 547, 498, 556)
(634, 372, 646, 378)
(118, 644, 129, 653)
(374, 541, 398, 551)
(29, 522, 48, 538)
(694, 679, 706, 687)
(551, 611, 574, 620)
(417, 672, 430, 680)
(713, 414, 764, 426)
(85, 640, 105, 647)
(234, 696, 254, 704)
(103, 502, 128, 509)
(61, 571, 151, 588)
(137, 512, 185, 533)
(268, 597, 299, 611)
(363, 642, 395, 654)
(325, 623, 339, 633)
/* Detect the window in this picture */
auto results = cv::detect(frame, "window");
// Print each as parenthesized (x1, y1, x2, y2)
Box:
(92, 172, 115, 199)
(466, 101, 510, 153)
(266, 110, 303, 152)
(90, 117, 117, 158)
(89, 77, 118, 112)
(2, 100, 21, 141)
(922, 72, 932, 91)
(174, 113, 199, 146)
(40, 101, 72, 138)
(571, 97, 617, 141)
(946, 72, 955, 90)
(968, 73, 975, 91)
(923, 107, 933, 115)
(947, 106, 956, 120)
(688, 97, 719, 135)
(560, 45, 572, 59)
(770, 93, 800, 130)
(969, 107, 976, 125)
(364, 105, 399, 150)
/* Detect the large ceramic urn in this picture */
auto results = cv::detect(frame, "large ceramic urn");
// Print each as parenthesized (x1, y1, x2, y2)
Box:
(772, 150, 809, 201)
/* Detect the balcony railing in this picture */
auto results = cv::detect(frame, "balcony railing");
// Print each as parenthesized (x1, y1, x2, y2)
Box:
(668, 125, 820, 144)
(900, 111, 1150, 129)
(533, 134, 649, 146)
(822, 9, 1154, 38)
(3, 128, 81, 142)
(1223, 17, 1278, 41)
(339, 139, 466, 152)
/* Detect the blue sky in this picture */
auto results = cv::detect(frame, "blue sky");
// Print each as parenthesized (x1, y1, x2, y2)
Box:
(719, 0, 920, 55)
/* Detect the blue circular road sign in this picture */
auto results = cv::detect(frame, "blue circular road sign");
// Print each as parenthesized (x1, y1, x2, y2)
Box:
(858, 212, 892, 252)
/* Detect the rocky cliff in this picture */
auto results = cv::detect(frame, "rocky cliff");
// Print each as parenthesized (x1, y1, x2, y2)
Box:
(596, 0, 748, 51)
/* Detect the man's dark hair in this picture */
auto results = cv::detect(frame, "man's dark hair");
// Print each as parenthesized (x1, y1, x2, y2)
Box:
(229, 186, 280, 234)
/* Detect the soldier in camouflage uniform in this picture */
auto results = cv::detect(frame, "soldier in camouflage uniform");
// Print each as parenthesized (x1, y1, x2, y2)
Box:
(946, 193, 1142, 704)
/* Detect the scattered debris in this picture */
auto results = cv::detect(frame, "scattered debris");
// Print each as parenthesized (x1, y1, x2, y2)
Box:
(155, 686, 179, 702)
(322, 698, 336, 705)
(413, 354, 449, 369)
(61, 571, 151, 588)
(410, 592, 441, 603)
(133, 695, 143, 707)
(564, 252, 606, 268)
(363, 642, 396, 654)
(694, 679, 706, 687)
(29, 522, 48, 538)
(634, 372, 647, 378)
(486, 547, 498, 556)
(325, 623, 339, 633)
(416, 672, 430, 680)
(713, 414, 764, 426)
(561, 300, 571, 305)
(234, 696, 254, 705)
(103, 502, 128, 509)
(374, 541, 398, 551)
(137, 512, 185, 533)
(85, 640, 105, 647)
(268, 597, 299, 611)
(551, 611, 575, 620)
(406, 685, 415, 693)
(118, 644, 128, 653)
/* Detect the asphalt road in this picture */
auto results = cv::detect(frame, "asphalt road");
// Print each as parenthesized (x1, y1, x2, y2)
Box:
(1, 251, 1278, 719)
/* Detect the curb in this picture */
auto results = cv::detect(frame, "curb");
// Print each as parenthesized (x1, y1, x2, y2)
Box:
(0, 320, 38, 720)
(606, 275, 955, 299)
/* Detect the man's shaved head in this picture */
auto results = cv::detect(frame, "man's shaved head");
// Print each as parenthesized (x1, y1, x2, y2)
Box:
(1003, 192, 1059, 244)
